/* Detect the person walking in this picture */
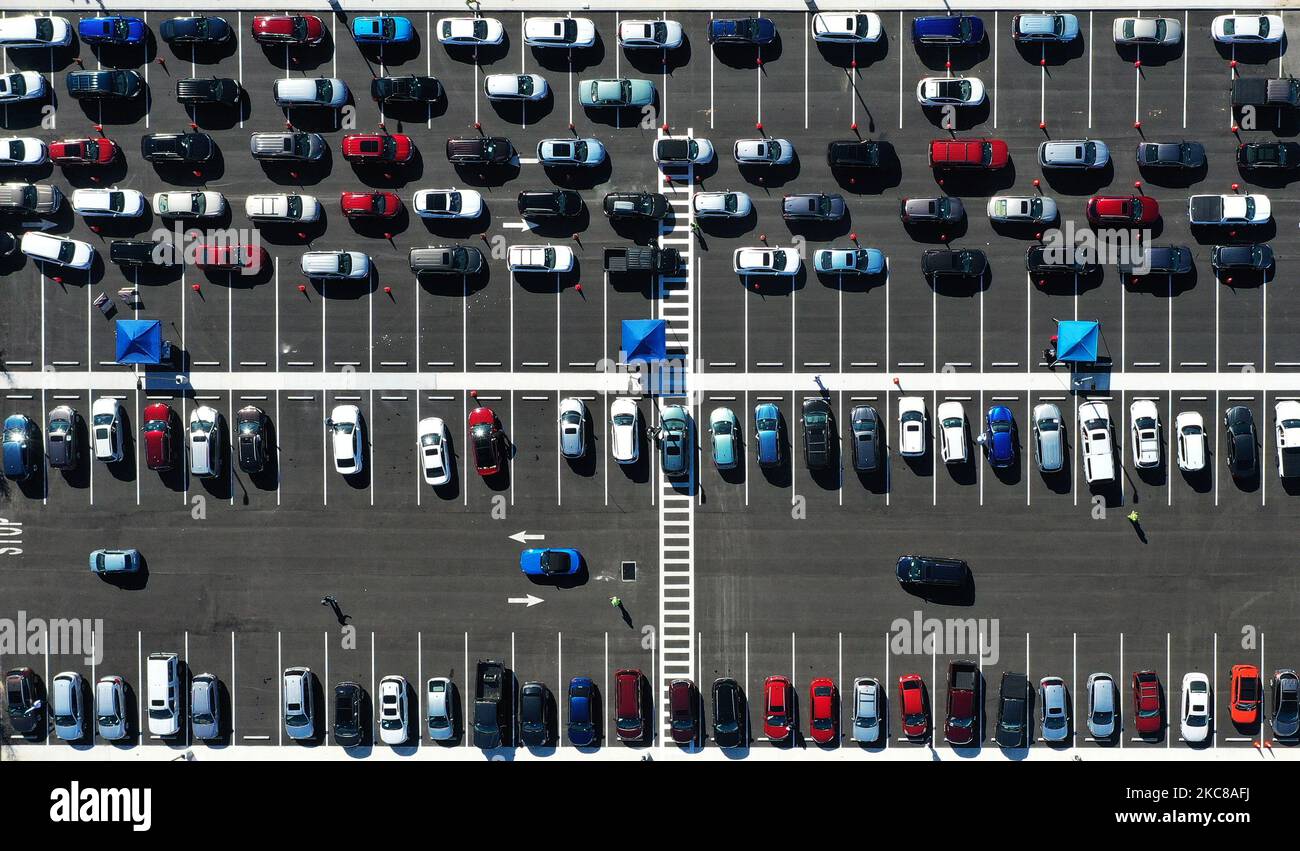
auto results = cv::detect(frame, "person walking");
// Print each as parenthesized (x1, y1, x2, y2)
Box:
(609, 595, 622, 608)
(1126, 510, 1140, 524)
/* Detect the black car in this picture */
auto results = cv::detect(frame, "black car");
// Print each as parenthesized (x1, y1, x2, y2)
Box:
(66, 69, 142, 100)
(235, 405, 268, 474)
(711, 677, 744, 748)
(1238, 141, 1300, 169)
(827, 140, 882, 169)
(1224, 405, 1258, 478)
(176, 77, 241, 106)
(1026, 244, 1095, 275)
(603, 192, 669, 220)
(1117, 244, 1194, 276)
(995, 672, 1029, 749)
(110, 239, 174, 267)
(801, 398, 832, 470)
(446, 136, 514, 165)
(901, 196, 964, 224)
(850, 405, 882, 473)
(517, 189, 582, 219)
(4, 667, 43, 736)
(519, 681, 550, 747)
(0, 231, 16, 256)
(1270, 670, 1300, 737)
(160, 15, 232, 44)
(371, 75, 442, 103)
(922, 248, 987, 281)
(895, 555, 971, 592)
(141, 132, 215, 163)
(782, 192, 845, 221)
(333, 682, 364, 747)
(1211, 243, 1273, 272)
(1136, 140, 1205, 169)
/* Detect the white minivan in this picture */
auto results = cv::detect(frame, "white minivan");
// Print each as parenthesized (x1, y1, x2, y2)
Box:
(301, 250, 371, 280)
(146, 652, 181, 737)
(273, 77, 348, 108)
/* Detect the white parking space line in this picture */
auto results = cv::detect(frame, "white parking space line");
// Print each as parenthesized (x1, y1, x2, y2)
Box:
(1088, 12, 1093, 128)
(897, 11, 903, 128)
(1184, 11, 1189, 127)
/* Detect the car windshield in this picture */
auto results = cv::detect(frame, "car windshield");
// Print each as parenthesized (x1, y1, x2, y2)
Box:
(713, 421, 732, 435)
(332, 421, 354, 435)
(93, 413, 114, 426)
(421, 432, 441, 447)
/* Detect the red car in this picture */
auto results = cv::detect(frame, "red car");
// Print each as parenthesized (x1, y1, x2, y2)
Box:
(196, 243, 262, 271)
(899, 673, 929, 739)
(142, 402, 174, 471)
(250, 14, 324, 45)
(1132, 670, 1162, 735)
(340, 191, 401, 219)
(468, 406, 503, 476)
(763, 675, 792, 742)
(49, 137, 118, 165)
(668, 678, 696, 745)
(944, 660, 979, 745)
(1229, 664, 1261, 726)
(929, 137, 1009, 170)
(341, 133, 414, 164)
(809, 677, 837, 745)
(1086, 194, 1159, 226)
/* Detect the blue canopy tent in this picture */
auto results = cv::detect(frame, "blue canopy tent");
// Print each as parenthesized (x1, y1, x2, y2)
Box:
(1055, 320, 1100, 363)
(622, 319, 666, 364)
(114, 319, 163, 365)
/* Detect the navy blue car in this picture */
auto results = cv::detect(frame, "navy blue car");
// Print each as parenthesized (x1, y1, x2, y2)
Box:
(567, 676, 596, 746)
(912, 15, 984, 46)
(984, 406, 1016, 468)
(159, 16, 231, 45)
(708, 17, 776, 45)
(78, 16, 148, 46)
(2, 414, 38, 480)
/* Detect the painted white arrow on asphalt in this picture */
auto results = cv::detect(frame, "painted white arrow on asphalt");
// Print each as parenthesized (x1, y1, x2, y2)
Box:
(502, 220, 533, 230)
(508, 530, 545, 543)
(508, 594, 544, 608)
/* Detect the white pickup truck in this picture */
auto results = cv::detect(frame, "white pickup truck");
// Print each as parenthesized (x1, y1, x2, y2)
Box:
(1079, 401, 1116, 484)
(1188, 193, 1271, 225)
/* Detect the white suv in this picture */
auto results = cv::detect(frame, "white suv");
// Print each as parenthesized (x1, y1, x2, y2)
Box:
(1174, 411, 1207, 473)
(91, 397, 125, 462)
(188, 405, 221, 477)
(936, 401, 967, 465)
(897, 397, 927, 458)
(1079, 401, 1115, 483)
(1129, 399, 1161, 469)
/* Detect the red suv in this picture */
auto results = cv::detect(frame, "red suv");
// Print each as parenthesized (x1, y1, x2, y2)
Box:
(809, 677, 837, 745)
(929, 137, 1009, 170)
(1132, 670, 1162, 735)
(614, 668, 646, 743)
(340, 191, 401, 219)
(899, 673, 929, 739)
(763, 675, 792, 742)
(142, 402, 174, 471)
(468, 406, 503, 476)
(1086, 194, 1159, 226)
(196, 243, 261, 271)
(49, 137, 118, 165)
(341, 133, 414, 163)
(668, 678, 696, 745)
(250, 15, 324, 45)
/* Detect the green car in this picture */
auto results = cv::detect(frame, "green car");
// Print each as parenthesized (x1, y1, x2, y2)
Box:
(579, 77, 655, 108)
(708, 407, 739, 470)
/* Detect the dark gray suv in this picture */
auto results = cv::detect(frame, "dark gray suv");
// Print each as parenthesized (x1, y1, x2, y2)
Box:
(850, 405, 882, 472)
(782, 192, 845, 221)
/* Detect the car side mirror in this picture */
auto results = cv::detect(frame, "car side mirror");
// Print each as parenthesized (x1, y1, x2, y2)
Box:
(29, 699, 42, 711)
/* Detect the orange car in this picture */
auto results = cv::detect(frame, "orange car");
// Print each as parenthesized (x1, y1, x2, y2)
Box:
(1229, 664, 1261, 726)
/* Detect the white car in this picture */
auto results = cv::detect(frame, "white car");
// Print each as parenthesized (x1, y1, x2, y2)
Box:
(733, 138, 794, 166)
(936, 401, 967, 465)
(245, 193, 321, 222)
(655, 136, 714, 165)
(20, 232, 93, 270)
(537, 137, 605, 166)
(898, 396, 927, 458)
(71, 188, 146, 217)
(1112, 16, 1181, 46)
(1274, 401, 1300, 478)
(916, 76, 986, 107)
(483, 73, 548, 101)
(0, 71, 45, 103)
(1129, 400, 1161, 469)
(413, 188, 483, 219)
(618, 19, 683, 49)
(812, 12, 883, 43)
(300, 250, 370, 280)
(329, 404, 363, 475)
(152, 190, 225, 219)
(1180, 672, 1211, 744)
(272, 77, 348, 108)
(1212, 14, 1283, 44)
(1079, 401, 1116, 484)
(436, 16, 504, 46)
(188, 405, 221, 478)
(377, 675, 409, 746)
(417, 416, 452, 486)
(523, 16, 596, 48)
(732, 247, 800, 276)
(91, 397, 125, 462)
(693, 191, 752, 218)
(508, 244, 574, 273)
(0, 137, 46, 166)
(1174, 411, 1207, 473)
(987, 195, 1057, 224)
(0, 15, 71, 47)
(610, 397, 640, 464)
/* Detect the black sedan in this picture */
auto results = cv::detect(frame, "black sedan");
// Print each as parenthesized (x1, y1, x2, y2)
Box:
(1224, 406, 1258, 478)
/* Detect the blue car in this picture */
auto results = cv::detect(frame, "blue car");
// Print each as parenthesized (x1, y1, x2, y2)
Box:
(754, 403, 782, 468)
(89, 548, 141, 575)
(353, 15, 414, 44)
(660, 405, 691, 477)
(912, 15, 984, 46)
(78, 16, 148, 46)
(567, 676, 596, 746)
(984, 406, 1016, 468)
(2, 414, 38, 480)
(520, 547, 582, 577)
(708, 17, 776, 45)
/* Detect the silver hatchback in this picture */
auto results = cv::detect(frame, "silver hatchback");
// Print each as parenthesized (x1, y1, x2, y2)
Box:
(191, 672, 221, 740)
(94, 675, 128, 740)
(558, 397, 587, 459)
(1032, 403, 1064, 473)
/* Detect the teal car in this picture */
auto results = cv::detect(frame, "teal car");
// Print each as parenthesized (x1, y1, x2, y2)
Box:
(708, 407, 740, 470)
(660, 404, 691, 477)
(579, 78, 655, 108)
(754, 403, 782, 467)
(89, 548, 140, 575)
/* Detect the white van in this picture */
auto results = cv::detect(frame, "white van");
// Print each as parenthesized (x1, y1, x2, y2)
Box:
(272, 77, 348, 108)
(301, 250, 371, 280)
(146, 652, 181, 736)
(1079, 401, 1116, 484)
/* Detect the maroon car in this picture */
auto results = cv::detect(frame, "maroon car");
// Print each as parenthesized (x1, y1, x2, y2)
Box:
(668, 678, 696, 745)
(142, 402, 174, 471)
(944, 660, 979, 745)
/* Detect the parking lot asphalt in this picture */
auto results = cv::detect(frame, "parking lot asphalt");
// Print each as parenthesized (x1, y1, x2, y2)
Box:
(3, 8, 1300, 759)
